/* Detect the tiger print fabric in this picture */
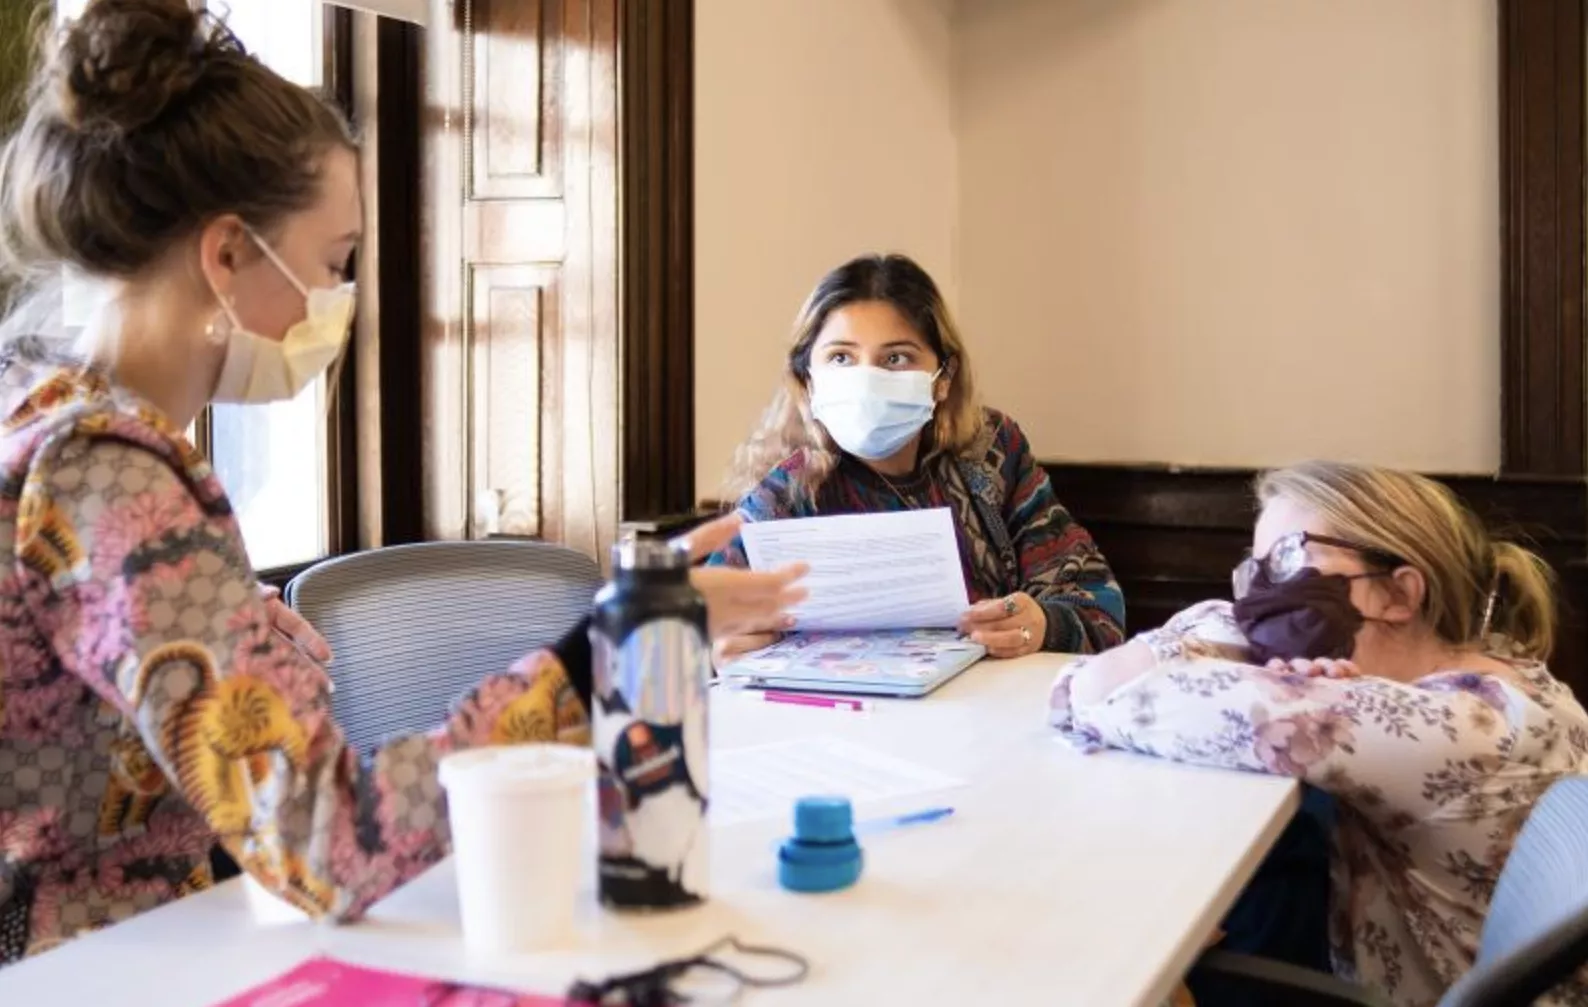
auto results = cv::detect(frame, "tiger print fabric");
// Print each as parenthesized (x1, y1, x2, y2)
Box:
(0, 342, 591, 963)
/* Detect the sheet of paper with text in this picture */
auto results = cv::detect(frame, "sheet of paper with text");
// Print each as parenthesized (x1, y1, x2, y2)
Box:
(710, 737, 967, 827)
(740, 508, 970, 632)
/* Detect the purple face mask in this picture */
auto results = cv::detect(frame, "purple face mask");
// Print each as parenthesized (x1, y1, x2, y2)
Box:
(1231, 566, 1365, 664)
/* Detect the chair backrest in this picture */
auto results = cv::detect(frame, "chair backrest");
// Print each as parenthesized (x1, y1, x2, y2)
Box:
(1439, 775, 1588, 1007)
(286, 540, 603, 752)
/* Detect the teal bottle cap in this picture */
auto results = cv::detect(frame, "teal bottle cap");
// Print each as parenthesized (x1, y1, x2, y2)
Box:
(793, 795, 854, 843)
(779, 796, 863, 894)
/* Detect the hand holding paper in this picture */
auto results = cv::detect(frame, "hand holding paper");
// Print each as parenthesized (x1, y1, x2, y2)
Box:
(740, 509, 970, 632)
(681, 513, 808, 639)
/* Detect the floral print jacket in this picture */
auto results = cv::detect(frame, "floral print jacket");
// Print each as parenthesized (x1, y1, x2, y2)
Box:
(0, 343, 590, 964)
(1049, 600, 1588, 1007)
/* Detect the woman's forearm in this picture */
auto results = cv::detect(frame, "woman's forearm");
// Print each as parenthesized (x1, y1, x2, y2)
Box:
(1064, 639, 1158, 705)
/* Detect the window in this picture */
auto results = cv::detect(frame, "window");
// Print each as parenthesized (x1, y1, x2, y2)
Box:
(56, 0, 336, 572)
(200, 0, 334, 571)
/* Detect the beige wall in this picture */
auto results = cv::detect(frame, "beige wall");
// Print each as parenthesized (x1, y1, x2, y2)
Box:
(694, 0, 957, 497)
(696, 0, 1501, 495)
(957, 0, 1499, 472)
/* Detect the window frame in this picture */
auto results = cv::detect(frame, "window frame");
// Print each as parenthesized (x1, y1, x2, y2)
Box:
(263, 0, 702, 589)
(253, 4, 360, 589)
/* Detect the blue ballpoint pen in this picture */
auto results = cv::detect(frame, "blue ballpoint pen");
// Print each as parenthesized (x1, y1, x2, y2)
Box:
(853, 806, 955, 836)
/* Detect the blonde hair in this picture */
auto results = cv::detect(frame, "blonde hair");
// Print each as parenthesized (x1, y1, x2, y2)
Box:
(724, 253, 984, 502)
(1257, 461, 1556, 660)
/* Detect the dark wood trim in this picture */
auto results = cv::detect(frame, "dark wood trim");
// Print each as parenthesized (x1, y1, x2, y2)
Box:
(1046, 462, 1588, 696)
(372, 17, 426, 545)
(191, 406, 214, 460)
(323, 5, 360, 557)
(619, 0, 695, 521)
(245, 10, 360, 603)
(1499, 0, 1587, 475)
(256, 559, 319, 593)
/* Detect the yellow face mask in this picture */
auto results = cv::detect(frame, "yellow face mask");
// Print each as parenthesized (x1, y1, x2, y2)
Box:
(210, 231, 355, 405)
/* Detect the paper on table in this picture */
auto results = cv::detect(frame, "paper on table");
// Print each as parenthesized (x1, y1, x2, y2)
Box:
(740, 509, 970, 632)
(710, 737, 966, 827)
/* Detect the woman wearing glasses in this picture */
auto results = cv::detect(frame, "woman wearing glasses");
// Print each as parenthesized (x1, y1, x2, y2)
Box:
(1051, 461, 1588, 1007)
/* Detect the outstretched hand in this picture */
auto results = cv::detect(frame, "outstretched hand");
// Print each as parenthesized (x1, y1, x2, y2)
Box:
(672, 514, 808, 641)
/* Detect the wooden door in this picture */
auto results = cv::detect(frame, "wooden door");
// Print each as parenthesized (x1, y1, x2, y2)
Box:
(422, 0, 620, 561)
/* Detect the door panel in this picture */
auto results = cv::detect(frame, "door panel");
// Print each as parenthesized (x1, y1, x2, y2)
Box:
(424, 0, 619, 561)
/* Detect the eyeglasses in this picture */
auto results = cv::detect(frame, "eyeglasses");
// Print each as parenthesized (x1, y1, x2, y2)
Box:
(1232, 531, 1404, 600)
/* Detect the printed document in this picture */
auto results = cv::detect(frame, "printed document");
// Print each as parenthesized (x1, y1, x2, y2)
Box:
(711, 737, 966, 827)
(740, 508, 970, 632)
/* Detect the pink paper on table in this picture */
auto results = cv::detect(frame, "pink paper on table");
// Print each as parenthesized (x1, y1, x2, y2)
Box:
(213, 955, 564, 1007)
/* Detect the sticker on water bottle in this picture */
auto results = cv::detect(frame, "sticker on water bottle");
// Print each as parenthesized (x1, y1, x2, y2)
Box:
(591, 618, 710, 909)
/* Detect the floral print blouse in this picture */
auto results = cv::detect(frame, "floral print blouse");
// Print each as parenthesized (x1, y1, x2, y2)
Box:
(0, 342, 590, 964)
(1049, 600, 1588, 1007)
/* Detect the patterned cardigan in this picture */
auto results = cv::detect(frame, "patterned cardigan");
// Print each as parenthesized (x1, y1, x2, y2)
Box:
(711, 409, 1125, 654)
(0, 343, 590, 963)
(1051, 601, 1588, 1007)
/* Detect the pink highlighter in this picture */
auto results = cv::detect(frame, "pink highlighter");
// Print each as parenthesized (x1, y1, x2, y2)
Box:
(760, 690, 871, 712)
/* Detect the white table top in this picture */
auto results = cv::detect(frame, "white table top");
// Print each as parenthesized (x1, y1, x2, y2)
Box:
(0, 655, 1298, 1006)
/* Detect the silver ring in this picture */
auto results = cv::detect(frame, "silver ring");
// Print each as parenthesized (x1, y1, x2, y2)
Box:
(1003, 597, 1018, 617)
(1019, 626, 1032, 645)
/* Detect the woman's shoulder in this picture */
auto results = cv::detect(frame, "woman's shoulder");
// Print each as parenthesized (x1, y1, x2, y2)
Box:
(968, 406, 1034, 463)
(1418, 657, 1588, 758)
(1495, 658, 1588, 722)
(980, 405, 1016, 433)
(1, 363, 221, 506)
(1423, 640, 1580, 706)
(733, 450, 812, 519)
(743, 449, 808, 492)
(951, 407, 1046, 502)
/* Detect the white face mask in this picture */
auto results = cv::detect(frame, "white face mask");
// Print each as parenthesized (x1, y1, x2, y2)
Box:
(809, 365, 941, 462)
(210, 231, 355, 404)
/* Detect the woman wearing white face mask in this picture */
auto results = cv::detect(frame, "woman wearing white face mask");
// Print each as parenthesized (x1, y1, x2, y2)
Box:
(0, 0, 802, 963)
(711, 254, 1124, 664)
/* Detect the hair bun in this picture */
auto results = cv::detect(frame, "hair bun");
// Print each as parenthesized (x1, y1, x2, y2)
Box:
(56, 0, 221, 135)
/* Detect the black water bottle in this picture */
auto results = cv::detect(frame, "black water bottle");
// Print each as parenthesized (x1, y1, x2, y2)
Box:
(589, 538, 710, 910)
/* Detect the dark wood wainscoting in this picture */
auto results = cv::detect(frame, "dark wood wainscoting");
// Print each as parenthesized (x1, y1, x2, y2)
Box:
(1045, 463, 1588, 697)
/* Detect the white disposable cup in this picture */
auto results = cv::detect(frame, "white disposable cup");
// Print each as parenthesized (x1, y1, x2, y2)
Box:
(439, 744, 594, 955)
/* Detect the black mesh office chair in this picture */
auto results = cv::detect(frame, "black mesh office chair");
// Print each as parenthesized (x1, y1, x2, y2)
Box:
(1189, 776, 1588, 1007)
(285, 540, 602, 752)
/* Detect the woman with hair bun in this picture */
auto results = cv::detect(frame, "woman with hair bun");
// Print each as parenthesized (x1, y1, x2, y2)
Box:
(0, 0, 800, 962)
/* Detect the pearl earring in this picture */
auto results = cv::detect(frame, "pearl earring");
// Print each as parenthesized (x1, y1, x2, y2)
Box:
(205, 298, 235, 345)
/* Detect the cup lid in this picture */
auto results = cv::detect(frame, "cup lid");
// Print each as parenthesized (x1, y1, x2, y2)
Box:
(439, 744, 594, 795)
